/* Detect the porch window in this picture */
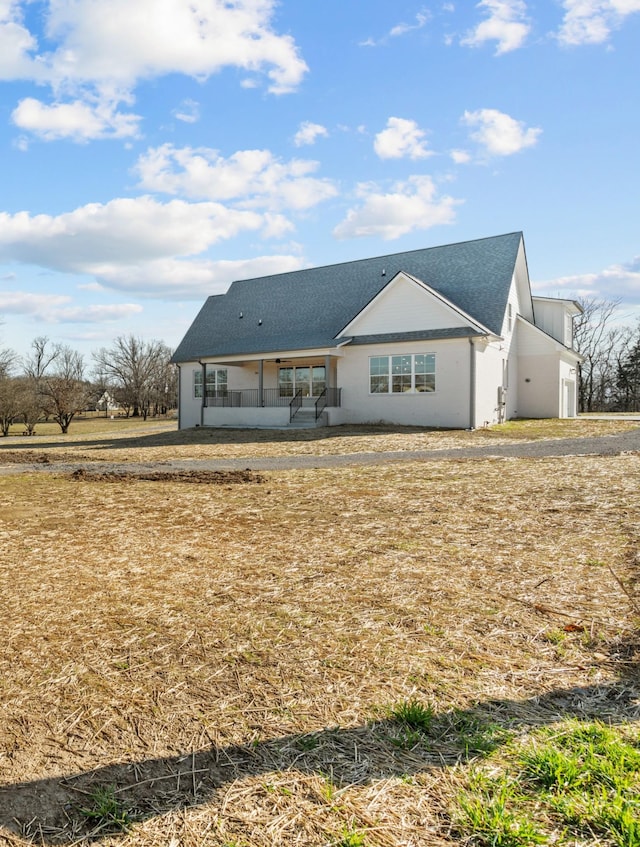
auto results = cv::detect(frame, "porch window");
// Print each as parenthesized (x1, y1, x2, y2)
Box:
(279, 365, 325, 397)
(205, 368, 228, 399)
(369, 354, 435, 394)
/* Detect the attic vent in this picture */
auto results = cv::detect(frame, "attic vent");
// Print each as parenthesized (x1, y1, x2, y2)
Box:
(258, 319, 262, 325)
(381, 268, 386, 277)
(239, 312, 243, 319)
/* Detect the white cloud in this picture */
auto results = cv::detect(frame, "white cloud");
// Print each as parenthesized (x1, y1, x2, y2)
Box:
(11, 97, 141, 141)
(461, 0, 531, 54)
(0, 291, 71, 314)
(88, 255, 304, 298)
(533, 257, 640, 303)
(462, 108, 541, 155)
(2, 0, 308, 141)
(0, 1, 38, 78)
(0, 290, 143, 323)
(450, 148, 472, 164)
(294, 121, 329, 147)
(0, 196, 307, 298)
(173, 99, 200, 124)
(556, 0, 640, 46)
(389, 9, 431, 37)
(0, 196, 266, 271)
(374, 117, 433, 160)
(333, 175, 460, 241)
(134, 144, 338, 211)
(52, 303, 144, 323)
(360, 8, 430, 46)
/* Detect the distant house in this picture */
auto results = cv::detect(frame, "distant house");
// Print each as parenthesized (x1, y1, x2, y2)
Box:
(95, 391, 120, 414)
(172, 232, 582, 429)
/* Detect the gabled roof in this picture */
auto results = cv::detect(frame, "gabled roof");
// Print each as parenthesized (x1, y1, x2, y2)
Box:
(172, 232, 523, 362)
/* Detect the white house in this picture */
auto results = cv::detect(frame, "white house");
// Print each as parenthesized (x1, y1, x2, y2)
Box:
(172, 232, 582, 429)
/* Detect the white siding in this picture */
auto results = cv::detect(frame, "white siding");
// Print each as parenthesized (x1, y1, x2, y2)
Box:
(336, 339, 472, 428)
(178, 362, 202, 429)
(341, 274, 470, 337)
(532, 298, 576, 346)
(516, 320, 578, 418)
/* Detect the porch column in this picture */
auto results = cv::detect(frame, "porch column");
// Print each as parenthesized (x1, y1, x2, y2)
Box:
(325, 355, 331, 389)
(200, 361, 206, 427)
(258, 360, 264, 407)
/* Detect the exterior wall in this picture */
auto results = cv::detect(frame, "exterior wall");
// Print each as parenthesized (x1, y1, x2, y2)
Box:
(474, 340, 509, 427)
(513, 240, 535, 322)
(517, 354, 563, 418)
(532, 299, 574, 346)
(516, 341, 578, 418)
(335, 338, 473, 428)
(177, 362, 202, 429)
(341, 274, 470, 336)
(203, 406, 290, 427)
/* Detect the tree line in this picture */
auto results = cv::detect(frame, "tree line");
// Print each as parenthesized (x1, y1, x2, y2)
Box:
(0, 334, 177, 436)
(574, 297, 640, 413)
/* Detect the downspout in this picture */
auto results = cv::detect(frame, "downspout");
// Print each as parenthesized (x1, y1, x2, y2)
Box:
(258, 360, 264, 407)
(198, 361, 206, 427)
(468, 338, 476, 431)
(176, 364, 182, 430)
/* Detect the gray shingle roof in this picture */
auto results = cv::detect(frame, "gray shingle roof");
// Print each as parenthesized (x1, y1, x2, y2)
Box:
(172, 232, 523, 362)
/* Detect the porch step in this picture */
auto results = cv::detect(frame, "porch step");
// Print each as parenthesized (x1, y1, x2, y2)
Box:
(287, 408, 327, 428)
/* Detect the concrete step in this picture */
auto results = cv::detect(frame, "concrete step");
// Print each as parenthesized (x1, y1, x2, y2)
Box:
(288, 409, 327, 428)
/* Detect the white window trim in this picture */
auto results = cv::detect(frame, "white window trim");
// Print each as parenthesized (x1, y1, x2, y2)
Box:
(369, 353, 436, 395)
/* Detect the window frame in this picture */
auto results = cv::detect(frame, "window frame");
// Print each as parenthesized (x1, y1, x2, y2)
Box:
(369, 353, 436, 395)
(194, 367, 228, 399)
(194, 369, 203, 399)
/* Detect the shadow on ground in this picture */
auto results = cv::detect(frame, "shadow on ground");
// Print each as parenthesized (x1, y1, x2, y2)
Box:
(0, 423, 461, 455)
(1, 679, 638, 844)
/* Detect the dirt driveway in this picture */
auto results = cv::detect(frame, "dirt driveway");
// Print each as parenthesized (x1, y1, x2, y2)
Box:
(0, 425, 638, 478)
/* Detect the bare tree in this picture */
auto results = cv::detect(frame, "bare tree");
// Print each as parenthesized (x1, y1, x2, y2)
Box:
(93, 336, 174, 420)
(573, 297, 626, 412)
(0, 347, 19, 436)
(14, 376, 43, 435)
(23, 337, 89, 433)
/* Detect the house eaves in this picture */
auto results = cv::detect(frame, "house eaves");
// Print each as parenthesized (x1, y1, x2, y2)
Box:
(345, 327, 488, 346)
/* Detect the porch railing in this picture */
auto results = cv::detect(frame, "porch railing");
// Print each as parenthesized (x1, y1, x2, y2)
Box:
(315, 386, 342, 419)
(289, 389, 303, 422)
(205, 387, 342, 410)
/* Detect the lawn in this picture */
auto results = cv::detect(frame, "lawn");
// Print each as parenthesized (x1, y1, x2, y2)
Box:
(0, 419, 638, 846)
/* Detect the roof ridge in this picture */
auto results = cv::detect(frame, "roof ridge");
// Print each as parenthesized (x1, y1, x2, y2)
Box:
(230, 231, 523, 288)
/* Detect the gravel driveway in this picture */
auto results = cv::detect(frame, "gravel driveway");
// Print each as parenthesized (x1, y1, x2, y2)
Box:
(1, 427, 638, 476)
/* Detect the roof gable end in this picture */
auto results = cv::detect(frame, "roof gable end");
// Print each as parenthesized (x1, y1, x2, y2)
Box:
(338, 271, 492, 338)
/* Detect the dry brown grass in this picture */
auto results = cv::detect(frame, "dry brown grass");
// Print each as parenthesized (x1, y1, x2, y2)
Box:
(1, 415, 637, 465)
(0, 422, 638, 846)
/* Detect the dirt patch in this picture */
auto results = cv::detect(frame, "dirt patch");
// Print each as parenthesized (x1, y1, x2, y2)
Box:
(0, 450, 51, 464)
(0, 450, 100, 465)
(68, 467, 265, 484)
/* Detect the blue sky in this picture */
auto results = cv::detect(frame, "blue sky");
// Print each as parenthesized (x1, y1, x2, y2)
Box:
(0, 0, 639, 360)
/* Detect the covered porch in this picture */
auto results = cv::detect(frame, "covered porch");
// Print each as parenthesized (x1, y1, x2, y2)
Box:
(198, 352, 343, 427)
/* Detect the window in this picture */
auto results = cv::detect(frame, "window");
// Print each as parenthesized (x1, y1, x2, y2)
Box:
(194, 369, 203, 399)
(205, 368, 227, 398)
(369, 354, 435, 394)
(194, 368, 228, 399)
(507, 303, 513, 332)
(279, 365, 326, 397)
